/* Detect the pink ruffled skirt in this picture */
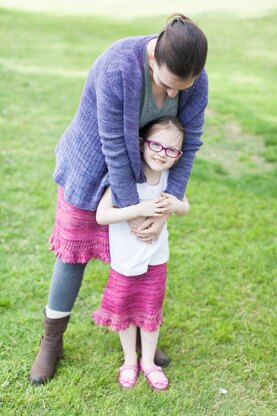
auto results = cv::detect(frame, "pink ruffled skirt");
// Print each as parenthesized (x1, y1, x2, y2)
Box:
(92, 263, 167, 332)
(49, 186, 110, 264)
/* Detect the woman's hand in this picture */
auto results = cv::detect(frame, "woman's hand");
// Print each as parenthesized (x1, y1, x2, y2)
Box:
(130, 213, 170, 243)
(128, 216, 146, 230)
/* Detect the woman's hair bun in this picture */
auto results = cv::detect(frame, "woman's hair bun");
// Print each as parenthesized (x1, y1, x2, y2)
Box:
(166, 13, 192, 25)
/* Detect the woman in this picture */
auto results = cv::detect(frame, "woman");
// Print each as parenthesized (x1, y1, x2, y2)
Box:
(30, 13, 208, 385)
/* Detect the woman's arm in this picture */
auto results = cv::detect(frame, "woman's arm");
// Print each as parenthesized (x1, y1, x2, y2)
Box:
(166, 69, 208, 199)
(96, 187, 169, 225)
(96, 72, 139, 208)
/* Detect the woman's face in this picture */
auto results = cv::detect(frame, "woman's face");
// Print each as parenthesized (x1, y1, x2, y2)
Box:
(152, 61, 196, 98)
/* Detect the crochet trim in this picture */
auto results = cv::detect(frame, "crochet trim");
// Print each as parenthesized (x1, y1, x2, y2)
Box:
(92, 308, 163, 332)
(49, 232, 110, 264)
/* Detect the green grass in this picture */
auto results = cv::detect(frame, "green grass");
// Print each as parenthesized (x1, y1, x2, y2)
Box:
(1, 8, 276, 416)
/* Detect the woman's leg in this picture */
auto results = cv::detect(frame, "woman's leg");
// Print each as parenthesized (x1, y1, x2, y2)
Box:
(47, 257, 87, 314)
(30, 258, 87, 385)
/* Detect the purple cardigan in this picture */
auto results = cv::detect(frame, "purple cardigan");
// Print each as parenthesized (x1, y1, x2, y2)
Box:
(53, 35, 208, 210)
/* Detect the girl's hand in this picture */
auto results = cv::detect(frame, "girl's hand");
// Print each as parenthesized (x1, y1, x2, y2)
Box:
(159, 192, 185, 214)
(137, 196, 169, 218)
(130, 214, 170, 243)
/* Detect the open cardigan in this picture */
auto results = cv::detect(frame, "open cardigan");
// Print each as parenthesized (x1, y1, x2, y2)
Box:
(53, 35, 208, 210)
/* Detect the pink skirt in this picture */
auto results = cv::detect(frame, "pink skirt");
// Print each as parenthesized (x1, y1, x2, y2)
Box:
(92, 263, 167, 332)
(49, 186, 110, 264)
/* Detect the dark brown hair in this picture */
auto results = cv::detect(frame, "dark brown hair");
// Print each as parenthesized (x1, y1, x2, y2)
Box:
(155, 13, 208, 79)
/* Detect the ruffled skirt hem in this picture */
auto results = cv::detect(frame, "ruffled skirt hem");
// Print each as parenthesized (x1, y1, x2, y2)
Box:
(92, 308, 163, 332)
(49, 229, 110, 264)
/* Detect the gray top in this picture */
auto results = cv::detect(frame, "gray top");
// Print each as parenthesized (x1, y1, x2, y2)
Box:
(139, 49, 180, 128)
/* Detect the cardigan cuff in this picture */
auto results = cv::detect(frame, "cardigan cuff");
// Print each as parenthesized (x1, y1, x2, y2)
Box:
(111, 184, 140, 208)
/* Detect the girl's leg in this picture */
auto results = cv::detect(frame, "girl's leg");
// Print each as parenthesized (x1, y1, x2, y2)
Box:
(140, 327, 168, 389)
(136, 327, 169, 367)
(140, 327, 160, 368)
(119, 324, 137, 365)
(118, 325, 139, 388)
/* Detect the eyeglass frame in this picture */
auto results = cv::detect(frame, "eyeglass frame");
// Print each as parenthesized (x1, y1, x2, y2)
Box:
(144, 139, 183, 159)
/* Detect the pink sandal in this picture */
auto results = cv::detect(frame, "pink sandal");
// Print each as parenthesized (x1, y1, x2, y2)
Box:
(140, 359, 169, 391)
(118, 363, 139, 389)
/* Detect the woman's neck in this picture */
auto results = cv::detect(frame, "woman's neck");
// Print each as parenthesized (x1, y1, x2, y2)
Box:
(146, 38, 156, 73)
(142, 161, 162, 186)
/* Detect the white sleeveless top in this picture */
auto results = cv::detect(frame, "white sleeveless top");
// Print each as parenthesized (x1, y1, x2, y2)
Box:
(109, 170, 169, 276)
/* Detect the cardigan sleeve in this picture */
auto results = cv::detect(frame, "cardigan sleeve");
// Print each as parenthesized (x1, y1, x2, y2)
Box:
(165, 69, 208, 199)
(96, 71, 140, 208)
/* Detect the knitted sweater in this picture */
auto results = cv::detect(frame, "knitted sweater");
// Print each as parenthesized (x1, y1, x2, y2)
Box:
(53, 35, 208, 210)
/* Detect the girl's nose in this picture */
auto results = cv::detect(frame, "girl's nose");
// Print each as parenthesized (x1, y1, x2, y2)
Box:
(157, 148, 167, 157)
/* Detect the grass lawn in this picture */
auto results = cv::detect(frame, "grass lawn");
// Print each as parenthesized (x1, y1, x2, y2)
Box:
(0, 7, 276, 416)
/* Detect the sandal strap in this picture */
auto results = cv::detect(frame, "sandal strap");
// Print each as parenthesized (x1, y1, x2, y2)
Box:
(143, 365, 163, 377)
(119, 364, 138, 373)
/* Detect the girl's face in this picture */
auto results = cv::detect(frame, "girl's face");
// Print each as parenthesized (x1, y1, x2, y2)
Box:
(142, 127, 183, 172)
(152, 61, 196, 98)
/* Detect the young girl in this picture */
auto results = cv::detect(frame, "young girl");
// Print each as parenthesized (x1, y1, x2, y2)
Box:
(92, 118, 190, 391)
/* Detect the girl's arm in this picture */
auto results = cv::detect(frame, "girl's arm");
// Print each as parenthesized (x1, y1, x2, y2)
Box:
(130, 195, 189, 240)
(151, 192, 190, 216)
(96, 187, 169, 225)
(170, 195, 190, 216)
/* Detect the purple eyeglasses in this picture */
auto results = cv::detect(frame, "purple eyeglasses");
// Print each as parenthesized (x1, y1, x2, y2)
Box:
(145, 139, 183, 158)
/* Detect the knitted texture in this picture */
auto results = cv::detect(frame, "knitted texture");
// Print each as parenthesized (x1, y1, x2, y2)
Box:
(49, 186, 110, 264)
(92, 264, 167, 332)
(53, 35, 208, 210)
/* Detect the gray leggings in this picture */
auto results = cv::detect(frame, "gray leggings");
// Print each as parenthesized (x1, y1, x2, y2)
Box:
(48, 258, 87, 312)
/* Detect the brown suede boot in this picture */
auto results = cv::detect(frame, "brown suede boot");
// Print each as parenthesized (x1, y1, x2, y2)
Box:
(29, 312, 70, 385)
(136, 327, 170, 368)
